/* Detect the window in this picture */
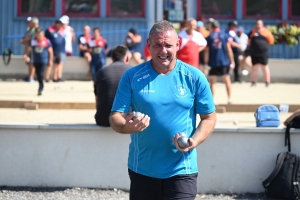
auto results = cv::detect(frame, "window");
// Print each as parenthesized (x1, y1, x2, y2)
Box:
(106, 0, 145, 17)
(243, 0, 281, 19)
(197, 0, 236, 19)
(62, 0, 100, 17)
(289, 0, 300, 19)
(17, 0, 55, 16)
(164, 0, 187, 22)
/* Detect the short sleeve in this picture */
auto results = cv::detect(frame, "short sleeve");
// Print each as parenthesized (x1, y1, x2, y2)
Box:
(111, 71, 132, 113)
(194, 73, 215, 114)
(47, 39, 52, 48)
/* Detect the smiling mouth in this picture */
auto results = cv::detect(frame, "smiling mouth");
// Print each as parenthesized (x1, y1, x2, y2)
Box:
(158, 55, 169, 60)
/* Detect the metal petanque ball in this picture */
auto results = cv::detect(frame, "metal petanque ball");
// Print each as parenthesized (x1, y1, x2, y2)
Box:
(177, 132, 190, 149)
(133, 112, 143, 120)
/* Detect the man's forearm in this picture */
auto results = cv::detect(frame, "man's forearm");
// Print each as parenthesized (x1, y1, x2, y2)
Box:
(192, 112, 216, 146)
(109, 112, 127, 133)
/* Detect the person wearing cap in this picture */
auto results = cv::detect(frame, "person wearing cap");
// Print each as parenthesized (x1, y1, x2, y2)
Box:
(45, 19, 66, 82)
(60, 15, 75, 57)
(88, 27, 109, 82)
(20, 17, 39, 83)
(24, 28, 53, 96)
(124, 28, 143, 64)
(226, 20, 242, 83)
(248, 19, 274, 87)
(204, 20, 235, 104)
(177, 18, 207, 69)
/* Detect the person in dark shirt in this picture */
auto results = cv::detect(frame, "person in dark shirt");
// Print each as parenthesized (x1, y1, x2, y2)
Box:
(248, 19, 274, 87)
(24, 28, 53, 95)
(204, 20, 235, 104)
(78, 25, 92, 64)
(45, 20, 66, 82)
(88, 27, 109, 82)
(94, 45, 131, 126)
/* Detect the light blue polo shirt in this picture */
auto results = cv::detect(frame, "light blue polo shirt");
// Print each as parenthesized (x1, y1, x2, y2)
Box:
(111, 60, 215, 179)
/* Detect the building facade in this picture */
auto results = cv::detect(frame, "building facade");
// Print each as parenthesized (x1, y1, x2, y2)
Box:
(1, 0, 299, 58)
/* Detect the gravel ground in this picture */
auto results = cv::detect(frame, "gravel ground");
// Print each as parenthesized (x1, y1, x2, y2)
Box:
(0, 187, 274, 200)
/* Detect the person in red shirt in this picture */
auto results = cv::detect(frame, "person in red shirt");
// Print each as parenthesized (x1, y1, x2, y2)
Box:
(177, 18, 207, 69)
(78, 25, 92, 65)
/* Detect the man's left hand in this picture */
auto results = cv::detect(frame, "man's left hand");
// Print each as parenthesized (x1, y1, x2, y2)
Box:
(173, 133, 196, 153)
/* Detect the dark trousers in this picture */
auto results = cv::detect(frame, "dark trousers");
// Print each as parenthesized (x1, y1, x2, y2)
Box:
(33, 63, 46, 92)
(90, 63, 103, 82)
(233, 53, 240, 82)
(129, 169, 198, 200)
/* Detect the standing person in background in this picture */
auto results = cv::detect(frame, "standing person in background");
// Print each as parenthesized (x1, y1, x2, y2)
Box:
(124, 28, 142, 64)
(236, 26, 251, 77)
(249, 19, 274, 87)
(45, 19, 66, 82)
(88, 27, 109, 82)
(177, 18, 207, 69)
(20, 17, 39, 83)
(204, 20, 235, 104)
(24, 28, 53, 96)
(110, 20, 216, 200)
(78, 25, 92, 66)
(226, 21, 241, 83)
(60, 15, 75, 57)
(94, 45, 131, 127)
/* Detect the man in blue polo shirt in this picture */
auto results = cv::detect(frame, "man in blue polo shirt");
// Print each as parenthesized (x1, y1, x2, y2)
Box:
(110, 20, 216, 200)
(204, 20, 235, 104)
(45, 20, 66, 82)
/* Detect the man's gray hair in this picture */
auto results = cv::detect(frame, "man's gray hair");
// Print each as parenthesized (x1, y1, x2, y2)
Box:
(148, 20, 177, 40)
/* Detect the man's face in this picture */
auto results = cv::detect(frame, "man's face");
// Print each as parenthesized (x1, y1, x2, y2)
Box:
(83, 26, 90, 35)
(94, 30, 100, 38)
(187, 20, 197, 31)
(55, 23, 63, 30)
(147, 30, 179, 73)
(36, 32, 44, 41)
(256, 20, 263, 30)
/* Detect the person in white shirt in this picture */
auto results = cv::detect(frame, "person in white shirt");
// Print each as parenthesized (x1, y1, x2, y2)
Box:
(60, 15, 75, 56)
(236, 26, 252, 77)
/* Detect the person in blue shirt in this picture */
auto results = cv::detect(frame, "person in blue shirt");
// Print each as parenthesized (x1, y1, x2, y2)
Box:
(45, 20, 66, 82)
(204, 20, 235, 104)
(110, 20, 216, 200)
(124, 28, 142, 64)
(24, 28, 53, 95)
(88, 27, 109, 82)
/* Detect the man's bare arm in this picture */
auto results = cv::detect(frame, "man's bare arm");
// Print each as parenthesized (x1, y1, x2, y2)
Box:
(173, 112, 216, 152)
(226, 42, 235, 67)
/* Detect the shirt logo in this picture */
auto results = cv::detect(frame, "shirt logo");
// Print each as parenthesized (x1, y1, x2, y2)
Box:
(137, 74, 150, 82)
(174, 85, 188, 98)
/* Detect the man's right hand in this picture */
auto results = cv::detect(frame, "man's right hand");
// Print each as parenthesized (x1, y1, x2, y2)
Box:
(123, 112, 150, 133)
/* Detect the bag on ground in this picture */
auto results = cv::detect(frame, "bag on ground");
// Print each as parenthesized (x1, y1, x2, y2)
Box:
(255, 105, 280, 127)
(262, 115, 300, 199)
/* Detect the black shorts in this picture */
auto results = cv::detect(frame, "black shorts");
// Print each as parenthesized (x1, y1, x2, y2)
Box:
(128, 169, 197, 200)
(251, 55, 268, 65)
(209, 66, 230, 76)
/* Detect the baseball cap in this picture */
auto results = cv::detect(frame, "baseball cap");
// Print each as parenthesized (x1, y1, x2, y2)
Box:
(59, 15, 69, 24)
(26, 17, 32, 23)
(31, 17, 39, 24)
(228, 20, 238, 27)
